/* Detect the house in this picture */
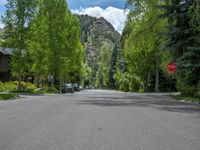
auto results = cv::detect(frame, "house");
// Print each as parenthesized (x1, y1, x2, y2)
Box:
(0, 47, 13, 81)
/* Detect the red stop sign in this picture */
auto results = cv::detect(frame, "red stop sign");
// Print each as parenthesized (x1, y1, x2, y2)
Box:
(167, 63, 176, 74)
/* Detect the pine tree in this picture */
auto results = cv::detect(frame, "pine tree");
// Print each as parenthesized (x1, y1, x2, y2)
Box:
(162, 0, 200, 95)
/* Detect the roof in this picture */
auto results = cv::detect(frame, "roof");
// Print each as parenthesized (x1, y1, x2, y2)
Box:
(0, 47, 13, 55)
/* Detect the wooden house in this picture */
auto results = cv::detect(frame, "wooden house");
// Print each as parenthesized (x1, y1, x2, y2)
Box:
(0, 48, 12, 81)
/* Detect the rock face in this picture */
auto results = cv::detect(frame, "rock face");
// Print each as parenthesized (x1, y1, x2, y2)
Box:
(77, 15, 121, 82)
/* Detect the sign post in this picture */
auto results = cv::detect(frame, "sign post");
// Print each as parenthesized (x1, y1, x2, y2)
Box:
(167, 63, 176, 92)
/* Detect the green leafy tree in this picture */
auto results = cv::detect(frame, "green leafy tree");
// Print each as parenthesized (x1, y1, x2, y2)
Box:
(41, 0, 83, 89)
(26, 0, 50, 86)
(123, 0, 166, 92)
(2, 0, 38, 91)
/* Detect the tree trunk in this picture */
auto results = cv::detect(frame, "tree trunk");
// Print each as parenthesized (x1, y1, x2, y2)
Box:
(18, 49, 22, 92)
(154, 66, 160, 92)
(51, 75, 54, 88)
(144, 80, 149, 93)
(154, 50, 160, 92)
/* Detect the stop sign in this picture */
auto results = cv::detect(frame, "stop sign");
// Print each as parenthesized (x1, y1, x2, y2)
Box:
(167, 63, 176, 74)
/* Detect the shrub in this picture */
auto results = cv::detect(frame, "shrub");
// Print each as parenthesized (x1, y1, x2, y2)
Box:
(194, 81, 200, 99)
(0, 82, 3, 92)
(0, 81, 36, 92)
(176, 81, 197, 96)
(129, 75, 141, 92)
(0, 93, 17, 100)
(34, 87, 58, 94)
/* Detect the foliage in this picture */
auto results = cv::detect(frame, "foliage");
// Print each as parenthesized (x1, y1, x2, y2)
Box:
(34, 87, 58, 94)
(171, 94, 200, 103)
(114, 71, 129, 92)
(2, 0, 84, 90)
(194, 81, 200, 98)
(0, 81, 36, 92)
(161, 0, 200, 95)
(122, 0, 167, 92)
(114, 71, 141, 92)
(77, 15, 121, 87)
(2, 0, 38, 91)
(108, 45, 118, 89)
(95, 41, 114, 88)
(0, 93, 17, 100)
(176, 80, 197, 96)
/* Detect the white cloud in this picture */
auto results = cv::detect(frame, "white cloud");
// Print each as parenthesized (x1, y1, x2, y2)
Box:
(72, 6, 129, 34)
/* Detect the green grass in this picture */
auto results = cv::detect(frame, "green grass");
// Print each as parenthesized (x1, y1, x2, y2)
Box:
(171, 94, 200, 103)
(0, 93, 18, 100)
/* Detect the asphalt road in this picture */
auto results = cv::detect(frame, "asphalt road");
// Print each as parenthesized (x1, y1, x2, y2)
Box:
(0, 90, 200, 150)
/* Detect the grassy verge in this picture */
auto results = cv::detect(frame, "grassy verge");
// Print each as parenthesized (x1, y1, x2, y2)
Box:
(0, 93, 18, 100)
(171, 94, 200, 103)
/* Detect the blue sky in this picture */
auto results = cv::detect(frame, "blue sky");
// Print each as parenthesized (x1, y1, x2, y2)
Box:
(0, 0, 128, 33)
(67, 0, 126, 9)
(0, 0, 126, 15)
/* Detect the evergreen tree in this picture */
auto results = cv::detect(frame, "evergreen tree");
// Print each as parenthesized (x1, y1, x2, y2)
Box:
(162, 0, 200, 95)
(108, 44, 118, 89)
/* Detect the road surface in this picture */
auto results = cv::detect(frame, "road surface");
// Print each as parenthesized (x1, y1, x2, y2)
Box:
(0, 90, 200, 150)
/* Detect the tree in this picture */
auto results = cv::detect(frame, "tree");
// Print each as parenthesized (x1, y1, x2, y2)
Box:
(2, 0, 38, 91)
(123, 0, 166, 92)
(39, 0, 83, 89)
(108, 44, 118, 89)
(26, 0, 50, 86)
(95, 41, 114, 88)
(161, 0, 200, 95)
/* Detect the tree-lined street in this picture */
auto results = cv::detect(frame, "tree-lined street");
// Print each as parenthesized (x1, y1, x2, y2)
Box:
(0, 90, 199, 150)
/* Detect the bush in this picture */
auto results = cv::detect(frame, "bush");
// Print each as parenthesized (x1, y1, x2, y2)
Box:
(114, 72, 129, 92)
(176, 81, 197, 96)
(114, 71, 141, 92)
(34, 87, 58, 94)
(194, 82, 200, 99)
(0, 93, 17, 100)
(0, 82, 3, 92)
(129, 76, 141, 92)
(0, 81, 37, 92)
(0, 81, 18, 92)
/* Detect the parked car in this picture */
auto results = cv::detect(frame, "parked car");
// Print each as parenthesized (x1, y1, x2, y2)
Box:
(61, 83, 74, 93)
(72, 83, 80, 92)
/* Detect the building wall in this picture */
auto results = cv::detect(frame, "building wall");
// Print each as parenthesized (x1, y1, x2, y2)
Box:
(0, 54, 11, 81)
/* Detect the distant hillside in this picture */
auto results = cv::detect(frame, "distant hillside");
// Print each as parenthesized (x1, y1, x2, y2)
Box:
(77, 15, 121, 84)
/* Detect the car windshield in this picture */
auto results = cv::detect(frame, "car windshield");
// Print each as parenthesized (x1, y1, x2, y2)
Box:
(65, 84, 72, 87)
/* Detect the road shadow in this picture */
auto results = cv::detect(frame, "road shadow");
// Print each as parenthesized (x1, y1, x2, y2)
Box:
(77, 95, 200, 114)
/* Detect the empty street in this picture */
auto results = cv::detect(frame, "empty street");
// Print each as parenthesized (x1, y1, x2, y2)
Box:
(0, 90, 200, 150)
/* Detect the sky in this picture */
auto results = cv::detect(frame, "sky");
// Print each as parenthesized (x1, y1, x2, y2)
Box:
(0, 0, 129, 33)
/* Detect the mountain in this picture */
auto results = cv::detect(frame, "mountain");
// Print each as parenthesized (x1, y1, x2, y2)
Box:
(0, 16, 121, 85)
(77, 15, 121, 84)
